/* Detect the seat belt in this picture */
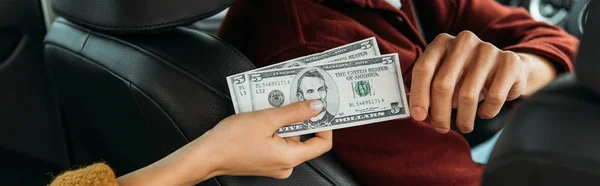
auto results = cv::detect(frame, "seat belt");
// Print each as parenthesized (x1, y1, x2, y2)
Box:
(410, 1, 427, 42)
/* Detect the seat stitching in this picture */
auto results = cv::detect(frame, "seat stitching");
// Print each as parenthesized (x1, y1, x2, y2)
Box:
(305, 160, 341, 185)
(47, 44, 227, 186)
(180, 27, 256, 68)
(45, 44, 204, 142)
(79, 30, 91, 52)
(128, 82, 190, 150)
(49, 21, 233, 101)
(52, 1, 233, 30)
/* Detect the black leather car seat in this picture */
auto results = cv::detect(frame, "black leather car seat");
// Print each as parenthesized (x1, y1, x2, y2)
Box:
(44, 0, 360, 185)
(190, 8, 229, 35)
(482, 1, 600, 186)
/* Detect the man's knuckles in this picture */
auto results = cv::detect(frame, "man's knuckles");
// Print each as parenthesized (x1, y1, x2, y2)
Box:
(431, 117, 450, 129)
(478, 107, 500, 119)
(478, 42, 498, 53)
(500, 51, 522, 64)
(458, 89, 480, 106)
(485, 90, 507, 105)
(413, 59, 437, 74)
(455, 31, 480, 46)
(457, 30, 478, 40)
(434, 33, 455, 42)
(432, 78, 455, 94)
(456, 120, 474, 133)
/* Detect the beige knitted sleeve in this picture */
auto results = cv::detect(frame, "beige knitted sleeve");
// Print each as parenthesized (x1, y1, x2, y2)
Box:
(49, 163, 119, 186)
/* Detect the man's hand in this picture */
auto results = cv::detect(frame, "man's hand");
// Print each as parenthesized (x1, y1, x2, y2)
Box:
(409, 31, 556, 134)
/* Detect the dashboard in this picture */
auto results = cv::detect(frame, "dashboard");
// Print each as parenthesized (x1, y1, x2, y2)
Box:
(498, 0, 590, 38)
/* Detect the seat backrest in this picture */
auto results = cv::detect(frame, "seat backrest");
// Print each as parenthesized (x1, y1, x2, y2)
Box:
(44, 0, 360, 185)
(482, 1, 600, 186)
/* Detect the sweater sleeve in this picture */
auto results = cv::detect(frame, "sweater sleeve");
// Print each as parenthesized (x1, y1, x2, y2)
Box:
(49, 163, 118, 186)
(264, 41, 348, 66)
(441, 0, 580, 73)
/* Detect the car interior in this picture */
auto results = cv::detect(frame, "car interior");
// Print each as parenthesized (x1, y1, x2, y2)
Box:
(0, 0, 595, 185)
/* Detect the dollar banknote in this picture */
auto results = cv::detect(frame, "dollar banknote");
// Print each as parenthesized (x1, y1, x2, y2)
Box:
(227, 37, 381, 113)
(246, 53, 410, 137)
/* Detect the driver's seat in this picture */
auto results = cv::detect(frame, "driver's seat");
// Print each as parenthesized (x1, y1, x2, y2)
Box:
(43, 0, 360, 185)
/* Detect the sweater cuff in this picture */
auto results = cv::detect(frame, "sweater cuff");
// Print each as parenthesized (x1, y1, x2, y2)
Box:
(50, 163, 118, 186)
(504, 42, 575, 74)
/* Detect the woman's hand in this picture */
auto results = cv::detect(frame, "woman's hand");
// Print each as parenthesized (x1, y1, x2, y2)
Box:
(409, 31, 556, 134)
(196, 100, 332, 179)
(117, 100, 332, 186)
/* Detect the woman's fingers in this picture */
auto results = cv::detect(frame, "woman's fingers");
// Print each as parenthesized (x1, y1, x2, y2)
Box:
(287, 131, 333, 164)
(253, 100, 321, 131)
(285, 136, 301, 142)
(270, 168, 294, 179)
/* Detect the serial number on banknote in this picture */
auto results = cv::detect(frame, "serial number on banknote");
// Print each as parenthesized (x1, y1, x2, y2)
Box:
(253, 80, 292, 89)
(349, 98, 385, 107)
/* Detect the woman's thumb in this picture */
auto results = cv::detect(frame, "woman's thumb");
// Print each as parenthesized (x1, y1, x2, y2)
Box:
(260, 100, 323, 129)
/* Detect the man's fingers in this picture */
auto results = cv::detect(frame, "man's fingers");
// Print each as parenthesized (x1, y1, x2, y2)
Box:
(456, 42, 498, 133)
(507, 65, 527, 101)
(410, 33, 454, 121)
(478, 51, 521, 119)
(430, 31, 478, 133)
(257, 100, 321, 130)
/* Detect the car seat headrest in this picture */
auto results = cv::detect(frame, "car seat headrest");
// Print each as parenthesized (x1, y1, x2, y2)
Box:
(575, 0, 600, 94)
(52, 0, 232, 34)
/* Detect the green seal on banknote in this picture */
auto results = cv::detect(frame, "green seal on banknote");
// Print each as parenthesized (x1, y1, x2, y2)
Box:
(354, 80, 371, 97)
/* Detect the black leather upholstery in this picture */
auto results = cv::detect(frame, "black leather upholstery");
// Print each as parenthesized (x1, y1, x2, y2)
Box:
(190, 8, 229, 35)
(482, 1, 600, 185)
(482, 75, 600, 186)
(575, 1, 599, 94)
(0, 147, 63, 185)
(45, 11, 360, 186)
(0, 0, 69, 184)
(45, 18, 241, 172)
(52, 0, 231, 34)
